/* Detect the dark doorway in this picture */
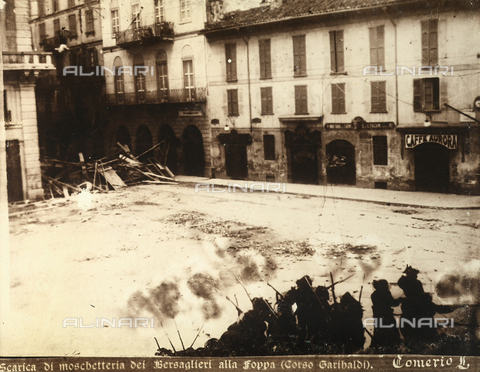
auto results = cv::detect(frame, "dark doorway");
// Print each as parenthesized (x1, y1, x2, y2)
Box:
(415, 143, 450, 193)
(290, 144, 318, 184)
(218, 130, 252, 180)
(6, 140, 23, 202)
(182, 125, 204, 176)
(116, 125, 131, 147)
(225, 144, 248, 179)
(285, 125, 321, 185)
(158, 125, 179, 174)
(135, 125, 153, 162)
(326, 140, 356, 185)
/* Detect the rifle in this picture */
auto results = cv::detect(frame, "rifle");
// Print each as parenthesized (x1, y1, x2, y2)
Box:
(210, 285, 243, 314)
(159, 320, 176, 353)
(326, 273, 355, 290)
(190, 324, 204, 349)
(304, 277, 331, 322)
(267, 282, 285, 300)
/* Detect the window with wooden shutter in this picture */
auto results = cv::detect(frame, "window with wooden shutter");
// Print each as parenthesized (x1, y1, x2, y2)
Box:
(259, 39, 272, 79)
(413, 78, 440, 112)
(39, 23, 46, 41)
(330, 30, 344, 73)
(68, 0, 75, 7)
(294, 85, 308, 114)
(68, 14, 77, 37)
(225, 43, 237, 82)
(261, 87, 273, 115)
(227, 89, 239, 116)
(293, 35, 306, 76)
(263, 135, 275, 161)
(86, 9, 94, 34)
(371, 81, 387, 112)
(421, 20, 438, 66)
(331, 83, 346, 114)
(54, 19, 60, 35)
(369, 26, 385, 69)
(38, 0, 45, 16)
(373, 136, 388, 165)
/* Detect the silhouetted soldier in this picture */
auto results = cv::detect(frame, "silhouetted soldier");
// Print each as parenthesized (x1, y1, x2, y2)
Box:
(397, 265, 438, 350)
(340, 292, 365, 352)
(370, 279, 401, 351)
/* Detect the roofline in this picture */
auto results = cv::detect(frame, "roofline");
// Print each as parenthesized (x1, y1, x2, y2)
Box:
(201, 0, 448, 36)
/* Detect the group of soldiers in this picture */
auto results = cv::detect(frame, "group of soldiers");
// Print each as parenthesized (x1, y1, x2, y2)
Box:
(156, 266, 460, 356)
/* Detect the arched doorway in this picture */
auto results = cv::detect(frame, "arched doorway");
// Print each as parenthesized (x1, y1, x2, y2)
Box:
(158, 125, 178, 174)
(116, 125, 131, 146)
(182, 125, 204, 176)
(326, 140, 356, 185)
(135, 125, 153, 162)
(414, 143, 450, 193)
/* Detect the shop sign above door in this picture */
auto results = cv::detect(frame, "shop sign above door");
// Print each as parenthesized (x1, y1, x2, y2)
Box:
(405, 134, 457, 149)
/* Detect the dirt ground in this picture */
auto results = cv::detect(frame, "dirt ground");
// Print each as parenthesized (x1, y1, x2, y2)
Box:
(5, 182, 480, 356)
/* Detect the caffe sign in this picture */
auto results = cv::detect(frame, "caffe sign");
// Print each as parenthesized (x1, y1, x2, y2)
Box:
(405, 134, 457, 149)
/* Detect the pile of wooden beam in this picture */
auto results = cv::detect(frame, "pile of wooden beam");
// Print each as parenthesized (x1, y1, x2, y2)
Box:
(41, 142, 177, 198)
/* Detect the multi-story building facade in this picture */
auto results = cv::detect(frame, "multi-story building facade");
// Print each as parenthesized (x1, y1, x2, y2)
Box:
(2, 0, 55, 201)
(29, 0, 106, 161)
(204, 0, 480, 195)
(100, 0, 211, 176)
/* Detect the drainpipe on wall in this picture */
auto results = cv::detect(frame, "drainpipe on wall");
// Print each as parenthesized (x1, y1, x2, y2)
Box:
(383, 7, 400, 158)
(242, 35, 253, 133)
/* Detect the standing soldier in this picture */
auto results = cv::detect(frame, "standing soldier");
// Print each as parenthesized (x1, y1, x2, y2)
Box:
(370, 279, 402, 352)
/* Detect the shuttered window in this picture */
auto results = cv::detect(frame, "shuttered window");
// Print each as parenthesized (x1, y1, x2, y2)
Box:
(86, 10, 94, 33)
(68, 14, 77, 37)
(39, 23, 46, 40)
(369, 26, 385, 69)
(294, 86, 308, 115)
(330, 30, 344, 73)
(225, 43, 237, 82)
(331, 83, 346, 114)
(421, 19, 438, 66)
(371, 81, 387, 113)
(263, 135, 275, 161)
(373, 136, 388, 165)
(261, 87, 273, 115)
(259, 39, 272, 79)
(227, 89, 239, 116)
(38, 0, 45, 16)
(293, 35, 306, 76)
(54, 19, 60, 35)
(413, 78, 440, 112)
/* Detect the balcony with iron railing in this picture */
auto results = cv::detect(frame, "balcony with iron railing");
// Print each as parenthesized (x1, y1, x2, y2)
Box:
(115, 22, 174, 48)
(2, 51, 55, 71)
(106, 87, 206, 105)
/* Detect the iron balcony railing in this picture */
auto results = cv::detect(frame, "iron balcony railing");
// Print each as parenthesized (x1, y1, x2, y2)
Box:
(115, 22, 174, 47)
(105, 88, 206, 105)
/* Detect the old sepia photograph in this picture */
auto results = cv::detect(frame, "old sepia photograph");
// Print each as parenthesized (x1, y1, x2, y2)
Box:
(1, 0, 480, 366)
